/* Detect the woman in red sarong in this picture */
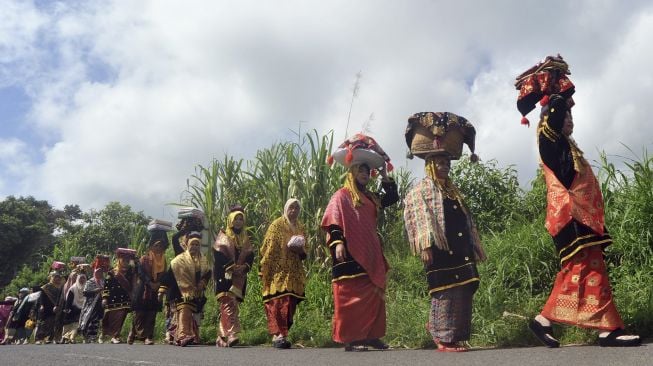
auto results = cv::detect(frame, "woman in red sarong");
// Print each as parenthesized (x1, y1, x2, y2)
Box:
(321, 162, 399, 351)
(516, 56, 640, 347)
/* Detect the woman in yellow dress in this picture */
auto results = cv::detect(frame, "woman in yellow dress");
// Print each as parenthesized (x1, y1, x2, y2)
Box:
(260, 198, 307, 349)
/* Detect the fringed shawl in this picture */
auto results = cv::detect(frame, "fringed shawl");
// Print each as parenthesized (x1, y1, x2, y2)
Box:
(404, 177, 486, 261)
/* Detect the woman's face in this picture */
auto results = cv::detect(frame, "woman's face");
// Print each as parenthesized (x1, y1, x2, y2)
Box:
(51, 275, 63, 287)
(355, 165, 371, 187)
(188, 239, 201, 256)
(232, 214, 244, 230)
(286, 202, 300, 222)
(434, 157, 451, 179)
(151, 240, 166, 255)
(562, 111, 574, 136)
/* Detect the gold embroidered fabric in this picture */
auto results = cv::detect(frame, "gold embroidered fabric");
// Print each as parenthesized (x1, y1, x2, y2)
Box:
(260, 217, 306, 302)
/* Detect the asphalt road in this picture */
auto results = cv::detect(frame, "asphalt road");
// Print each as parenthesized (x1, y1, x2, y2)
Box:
(0, 342, 651, 366)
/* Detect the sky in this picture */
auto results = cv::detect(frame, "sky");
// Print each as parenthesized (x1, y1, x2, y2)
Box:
(1, 0, 652, 219)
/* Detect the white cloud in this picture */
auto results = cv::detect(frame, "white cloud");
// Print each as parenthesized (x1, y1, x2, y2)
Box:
(0, 137, 32, 195)
(1, 0, 652, 215)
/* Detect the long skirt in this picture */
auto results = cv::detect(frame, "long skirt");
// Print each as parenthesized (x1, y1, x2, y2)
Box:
(131, 310, 157, 341)
(217, 295, 241, 339)
(428, 285, 475, 343)
(62, 322, 79, 342)
(264, 295, 298, 337)
(82, 317, 101, 342)
(332, 275, 385, 344)
(34, 315, 56, 342)
(541, 246, 624, 330)
(175, 305, 199, 342)
(102, 308, 128, 338)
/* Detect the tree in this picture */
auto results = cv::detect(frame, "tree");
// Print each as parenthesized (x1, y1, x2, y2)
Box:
(0, 196, 56, 287)
(67, 201, 150, 256)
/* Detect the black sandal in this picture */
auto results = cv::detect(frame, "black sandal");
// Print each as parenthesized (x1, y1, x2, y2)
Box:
(344, 340, 368, 352)
(365, 338, 389, 350)
(598, 329, 641, 347)
(528, 319, 560, 348)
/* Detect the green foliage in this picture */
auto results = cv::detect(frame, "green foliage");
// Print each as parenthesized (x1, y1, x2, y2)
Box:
(450, 156, 523, 233)
(0, 196, 56, 287)
(3, 202, 150, 298)
(2, 130, 651, 349)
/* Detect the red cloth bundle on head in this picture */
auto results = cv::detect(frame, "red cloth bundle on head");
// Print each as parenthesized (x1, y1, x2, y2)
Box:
(327, 133, 393, 172)
(92, 254, 111, 271)
(51, 261, 66, 271)
(515, 54, 575, 127)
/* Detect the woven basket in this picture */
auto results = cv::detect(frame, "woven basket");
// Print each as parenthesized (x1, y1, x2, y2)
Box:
(410, 123, 465, 159)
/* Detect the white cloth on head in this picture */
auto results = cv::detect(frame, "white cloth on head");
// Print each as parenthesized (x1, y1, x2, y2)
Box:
(283, 198, 301, 230)
(177, 207, 205, 219)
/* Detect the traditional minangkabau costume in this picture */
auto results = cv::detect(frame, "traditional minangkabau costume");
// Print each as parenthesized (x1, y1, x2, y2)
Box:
(403, 112, 486, 352)
(0, 297, 16, 343)
(160, 209, 205, 345)
(1, 288, 29, 344)
(102, 248, 137, 343)
(128, 219, 172, 345)
(322, 133, 399, 351)
(213, 206, 254, 347)
(79, 255, 110, 343)
(34, 262, 65, 344)
(516, 55, 640, 347)
(61, 273, 87, 343)
(170, 231, 211, 347)
(260, 198, 307, 349)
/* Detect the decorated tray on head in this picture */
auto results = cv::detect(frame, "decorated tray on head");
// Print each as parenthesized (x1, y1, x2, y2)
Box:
(327, 133, 393, 172)
(147, 219, 173, 232)
(405, 111, 477, 161)
(177, 207, 205, 219)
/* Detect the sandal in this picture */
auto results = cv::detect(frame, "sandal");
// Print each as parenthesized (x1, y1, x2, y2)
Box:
(227, 336, 240, 347)
(528, 319, 560, 348)
(216, 337, 228, 347)
(344, 340, 368, 352)
(365, 338, 389, 350)
(598, 329, 641, 347)
(436, 342, 467, 352)
(178, 336, 193, 347)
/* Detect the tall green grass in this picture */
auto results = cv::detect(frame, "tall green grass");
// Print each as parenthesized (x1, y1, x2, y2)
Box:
(173, 132, 652, 348)
(4, 131, 651, 348)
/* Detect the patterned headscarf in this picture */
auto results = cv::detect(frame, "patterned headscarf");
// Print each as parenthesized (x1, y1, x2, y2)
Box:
(225, 210, 248, 249)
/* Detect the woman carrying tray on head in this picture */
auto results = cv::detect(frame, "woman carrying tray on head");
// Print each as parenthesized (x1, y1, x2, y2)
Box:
(101, 248, 137, 344)
(515, 55, 640, 348)
(170, 231, 211, 346)
(403, 112, 486, 352)
(322, 134, 399, 351)
(128, 220, 172, 345)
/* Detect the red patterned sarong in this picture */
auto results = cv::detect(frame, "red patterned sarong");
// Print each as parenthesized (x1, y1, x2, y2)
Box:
(332, 276, 385, 343)
(541, 246, 623, 330)
(265, 295, 298, 337)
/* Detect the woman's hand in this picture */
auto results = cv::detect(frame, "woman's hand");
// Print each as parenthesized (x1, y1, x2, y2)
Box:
(420, 248, 433, 266)
(335, 243, 347, 262)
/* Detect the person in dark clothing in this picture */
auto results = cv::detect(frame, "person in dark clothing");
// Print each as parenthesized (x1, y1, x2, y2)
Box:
(34, 271, 64, 344)
(515, 55, 640, 348)
(129, 220, 172, 345)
